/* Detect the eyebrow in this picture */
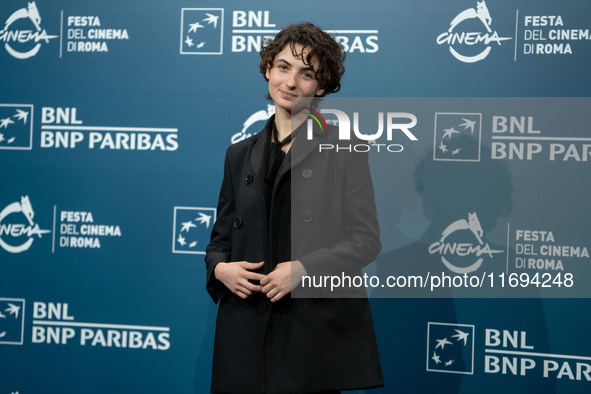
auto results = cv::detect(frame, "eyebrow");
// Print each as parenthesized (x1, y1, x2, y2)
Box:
(276, 58, 316, 72)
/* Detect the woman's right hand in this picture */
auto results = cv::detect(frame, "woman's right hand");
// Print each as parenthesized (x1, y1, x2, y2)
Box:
(214, 261, 265, 299)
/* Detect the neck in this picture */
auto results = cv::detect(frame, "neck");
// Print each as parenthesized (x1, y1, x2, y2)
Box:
(273, 105, 307, 141)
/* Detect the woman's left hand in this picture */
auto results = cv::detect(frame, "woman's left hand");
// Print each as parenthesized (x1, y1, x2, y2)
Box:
(261, 260, 307, 303)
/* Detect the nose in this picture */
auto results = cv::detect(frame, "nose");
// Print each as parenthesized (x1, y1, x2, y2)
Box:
(285, 71, 296, 90)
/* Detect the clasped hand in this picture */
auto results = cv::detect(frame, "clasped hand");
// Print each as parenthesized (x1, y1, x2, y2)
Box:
(214, 260, 307, 303)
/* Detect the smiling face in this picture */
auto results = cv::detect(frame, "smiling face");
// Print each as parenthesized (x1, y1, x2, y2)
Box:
(265, 43, 325, 115)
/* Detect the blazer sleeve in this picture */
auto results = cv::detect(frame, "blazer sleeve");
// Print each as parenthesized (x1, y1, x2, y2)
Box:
(297, 148, 381, 278)
(205, 148, 234, 303)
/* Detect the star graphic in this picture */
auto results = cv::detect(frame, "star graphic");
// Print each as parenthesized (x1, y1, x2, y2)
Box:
(0, 331, 6, 338)
(185, 37, 194, 47)
(195, 212, 212, 228)
(442, 127, 460, 139)
(0, 117, 15, 129)
(188, 21, 204, 33)
(177, 234, 187, 246)
(452, 329, 469, 345)
(458, 118, 476, 134)
(196, 42, 205, 49)
(189, 241, 198, 248)
(438, 141, 448, 154)
(432, 352, 441, 364)
(7, 137, 15, 144)
(13, 109, 29, 124)
(451, 148, 461, 155)
(203, 13, 219, 28)
(445, 359, 455, 366)
(181, 220, 197, 232)
(0, 133, 5, 143)
(5, 303, 21, 319)
(435, 338, 452, 350)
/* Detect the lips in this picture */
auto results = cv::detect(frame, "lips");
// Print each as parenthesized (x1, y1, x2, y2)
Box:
(279, 90, 296, 100)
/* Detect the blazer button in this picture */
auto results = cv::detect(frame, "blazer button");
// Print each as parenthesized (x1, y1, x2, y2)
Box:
(301, 211, 313, 223)
(301, 168, 313, 179)
(233, 217, 243, 228)
(245, 174, 254, 184)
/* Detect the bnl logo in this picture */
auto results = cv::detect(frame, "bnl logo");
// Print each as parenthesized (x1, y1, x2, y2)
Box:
(180, 9, 223, 55)
(172, 207, 216, 254)
(433, 113, 482, 162)
(427, 322, 475, 374)
(0, 104, 34, 150)
(0, 298, 25, 345)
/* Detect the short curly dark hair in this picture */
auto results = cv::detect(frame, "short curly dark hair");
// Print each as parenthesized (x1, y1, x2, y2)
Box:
(259, 22, 345, 97)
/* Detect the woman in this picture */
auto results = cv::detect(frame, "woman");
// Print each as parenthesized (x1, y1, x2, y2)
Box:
(205, 22, 383, 394)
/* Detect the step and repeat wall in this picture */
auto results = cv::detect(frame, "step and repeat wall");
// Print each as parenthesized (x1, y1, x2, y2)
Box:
(1, 0, 590, 393)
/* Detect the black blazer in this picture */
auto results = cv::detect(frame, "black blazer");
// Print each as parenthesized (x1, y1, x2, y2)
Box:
(206, 116, 383, 393)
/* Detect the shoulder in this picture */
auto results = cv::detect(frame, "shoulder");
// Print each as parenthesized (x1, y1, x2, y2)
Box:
(320, 124, 340, 144)
(225, 132, 261, 158)
(226, 116, 272, 157)
(229, 131, 260, 149)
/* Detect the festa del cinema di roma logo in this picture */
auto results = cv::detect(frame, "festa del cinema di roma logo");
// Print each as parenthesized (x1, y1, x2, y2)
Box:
(428, 212, 503, 274)
(0, 1, 57, 59)
(231, 104, 275, 144)
(0, 196, 50, 254)
(436, 0, 511, 63)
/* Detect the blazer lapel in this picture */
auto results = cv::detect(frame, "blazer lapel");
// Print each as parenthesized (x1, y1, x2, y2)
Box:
(290, 118, 322, 169)
(253, 115, 323, 197)
(250, 116, 273, 184)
